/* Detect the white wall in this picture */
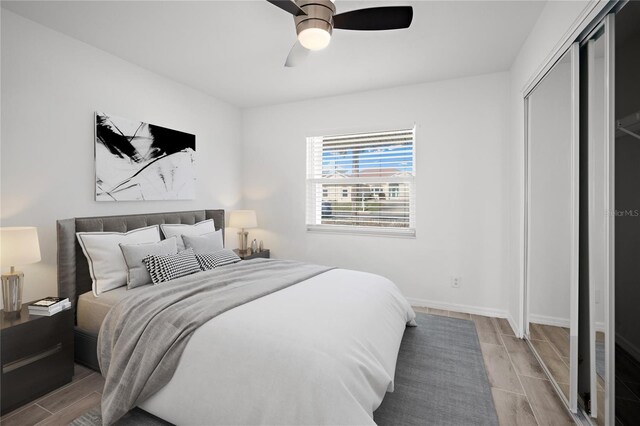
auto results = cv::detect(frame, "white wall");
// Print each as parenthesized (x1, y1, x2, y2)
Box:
(0, 10, 243, 306)
(242, 73, 511, 317)
(506, 0, 596, 335)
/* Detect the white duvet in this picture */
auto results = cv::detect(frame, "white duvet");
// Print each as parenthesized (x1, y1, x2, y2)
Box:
(139, 268, 416, 425)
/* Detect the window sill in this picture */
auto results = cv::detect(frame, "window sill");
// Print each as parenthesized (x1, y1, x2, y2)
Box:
(306, 224, 416, 238)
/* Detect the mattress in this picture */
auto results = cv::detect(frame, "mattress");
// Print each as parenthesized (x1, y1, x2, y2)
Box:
(77, 285, 151, 334)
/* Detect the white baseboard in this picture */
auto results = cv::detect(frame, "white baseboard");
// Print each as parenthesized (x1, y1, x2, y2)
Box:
(529, 314, 606, 332)
(616, 332, 640, 362)
(529, 314, 570, 328)
(406, 297, 520, 335)
(406, 297, 509, 318)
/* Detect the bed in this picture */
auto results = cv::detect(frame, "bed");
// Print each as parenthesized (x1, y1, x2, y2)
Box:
(58, 209, 226, 370)
(57, 209, 416, 425)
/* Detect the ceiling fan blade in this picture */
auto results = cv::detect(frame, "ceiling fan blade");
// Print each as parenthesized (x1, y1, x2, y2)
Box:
(266, 0, 307, 17)
(285, 40, 310, 67)
(333, 6, 413, 31)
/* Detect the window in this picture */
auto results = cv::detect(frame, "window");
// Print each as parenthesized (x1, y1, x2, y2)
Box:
(306, 127, 416, 236)
(389, 183, 399, 198)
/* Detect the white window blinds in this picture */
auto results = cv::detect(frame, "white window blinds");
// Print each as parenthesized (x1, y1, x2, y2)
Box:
(306, 127, 416, 236)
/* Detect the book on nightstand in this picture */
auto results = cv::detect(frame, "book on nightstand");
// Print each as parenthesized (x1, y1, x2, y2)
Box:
(28, 297, 71, 316)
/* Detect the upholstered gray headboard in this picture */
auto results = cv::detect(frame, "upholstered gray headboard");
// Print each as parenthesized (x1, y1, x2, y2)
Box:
(57, 209, 224, 322)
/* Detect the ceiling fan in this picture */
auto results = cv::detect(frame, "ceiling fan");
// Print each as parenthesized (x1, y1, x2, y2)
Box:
(266, 0, 413, 67)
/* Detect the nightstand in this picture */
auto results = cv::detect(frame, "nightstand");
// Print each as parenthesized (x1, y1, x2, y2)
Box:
(0, 302, 74, 414)
(233, 249, 270, 260)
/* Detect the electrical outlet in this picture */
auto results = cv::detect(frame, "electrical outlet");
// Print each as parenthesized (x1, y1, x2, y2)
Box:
(451, 277, 461, 288)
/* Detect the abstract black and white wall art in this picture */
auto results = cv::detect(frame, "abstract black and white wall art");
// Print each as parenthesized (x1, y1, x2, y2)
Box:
(95, 112, 196, 201)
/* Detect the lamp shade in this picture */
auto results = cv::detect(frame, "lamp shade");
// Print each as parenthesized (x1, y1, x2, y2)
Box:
(0, 227, 41, 267)
(229, 210, 257, 229)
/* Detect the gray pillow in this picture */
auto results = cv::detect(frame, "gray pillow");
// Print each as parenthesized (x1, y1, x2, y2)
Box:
(182, 230, 224, 254)
(119, 237, 178, 289)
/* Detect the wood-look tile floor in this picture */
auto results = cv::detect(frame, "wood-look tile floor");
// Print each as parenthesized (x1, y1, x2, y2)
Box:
(0, 364, 104, 426)
(1, 309, 575, 426)
(528, 323, 571, 400)
(529, 323, 607, 425)
(415, 308, 575, 425)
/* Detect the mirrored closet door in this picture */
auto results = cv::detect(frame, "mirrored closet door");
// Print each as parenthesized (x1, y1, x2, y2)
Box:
(524, 2, 640, 423)
(525, 44, 579, 412)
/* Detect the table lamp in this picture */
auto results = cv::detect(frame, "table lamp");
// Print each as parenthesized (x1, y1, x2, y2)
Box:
(229, 210, 257, 254)
(0, 227, 41, 313)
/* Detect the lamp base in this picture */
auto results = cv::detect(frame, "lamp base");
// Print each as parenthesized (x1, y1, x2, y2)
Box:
(237, 230, 249, 253)
(1, 271, 23, 313)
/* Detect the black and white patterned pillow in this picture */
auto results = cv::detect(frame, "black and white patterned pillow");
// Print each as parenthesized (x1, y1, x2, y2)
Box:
(143, 248, 201, 284)
(196, 249, 242, 271)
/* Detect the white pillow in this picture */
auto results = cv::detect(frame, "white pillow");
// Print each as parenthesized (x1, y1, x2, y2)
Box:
(77, 225, 161, 296)
(160, 219, 216, 251)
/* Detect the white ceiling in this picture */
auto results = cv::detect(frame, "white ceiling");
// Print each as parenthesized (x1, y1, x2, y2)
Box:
(2, 0, 546, 107)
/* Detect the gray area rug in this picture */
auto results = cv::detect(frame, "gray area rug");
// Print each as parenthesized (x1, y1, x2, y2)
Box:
(72, 313, 497, 426)
(374, 313, 498, 426)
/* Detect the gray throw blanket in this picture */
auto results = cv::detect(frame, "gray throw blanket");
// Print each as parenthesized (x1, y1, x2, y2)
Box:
(98, 258, 332, 425)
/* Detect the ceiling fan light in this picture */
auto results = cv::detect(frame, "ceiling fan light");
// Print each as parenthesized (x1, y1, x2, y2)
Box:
(298, 27, 331, 51)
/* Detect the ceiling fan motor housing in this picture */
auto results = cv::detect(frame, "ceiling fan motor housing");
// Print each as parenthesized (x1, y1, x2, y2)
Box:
(294, 0, 336, 37)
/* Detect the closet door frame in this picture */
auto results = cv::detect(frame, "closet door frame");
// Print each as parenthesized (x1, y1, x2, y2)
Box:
(523, 42, 581, 414)
(580, 13, 615, 423)
(569, 41, 582, 415)
(586, 30, 600, 420)
(604, 14, 615, 426)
